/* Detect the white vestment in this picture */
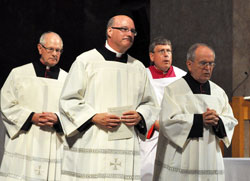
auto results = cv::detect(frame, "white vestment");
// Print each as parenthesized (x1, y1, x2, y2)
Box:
(59, 49, 160, 181)
(153, 78, 238, 181)
(140, 66, 186, 181)
(0, 63, 67, 181)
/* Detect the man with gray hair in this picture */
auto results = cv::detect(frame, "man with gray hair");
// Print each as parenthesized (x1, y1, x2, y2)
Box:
(153, 43, 237, 181)
(0, 31, 67, 181)
(140, 37, 186, 181)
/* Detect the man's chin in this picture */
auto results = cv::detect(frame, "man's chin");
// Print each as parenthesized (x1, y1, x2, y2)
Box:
(204, 74, 211, 78)
(123, 42, 132, 47)
(48, 60, 58, 67)
(202, 77, 210, 83)
(121, 44, 132, 52)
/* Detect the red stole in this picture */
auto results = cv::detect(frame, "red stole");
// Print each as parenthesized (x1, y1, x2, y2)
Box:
(149, 65, 176, 79)
(147, 65, 176, 139)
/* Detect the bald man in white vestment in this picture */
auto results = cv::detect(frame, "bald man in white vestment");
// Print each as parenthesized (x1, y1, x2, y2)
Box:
(0, 31, 67, 181)
(153, 43, 238, 181)
(59, 15, 159, 181)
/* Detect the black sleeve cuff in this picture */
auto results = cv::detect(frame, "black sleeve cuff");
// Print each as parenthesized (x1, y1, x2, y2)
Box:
(188, 114, 203, 138)
(21, 112, 34, 131)
(135, 112, 147, 135)
(212, 117, 227, 138)
(77, 116, 94, 133)
(53, 114, 64, 133)
(76, 113, 148, 134)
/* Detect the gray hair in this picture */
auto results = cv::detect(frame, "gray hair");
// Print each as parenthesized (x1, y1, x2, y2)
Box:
(107, 17, 115, 29)
(39, 31, 63, 47)
(149, 37, 172, 53)
(106, 17, 115, 38)
(187, 43, 215, 61)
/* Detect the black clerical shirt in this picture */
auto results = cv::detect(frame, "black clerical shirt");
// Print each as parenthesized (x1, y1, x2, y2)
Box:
(33, 60, 60, 79)
(183, 72, 227, 139)
(96, 46, 128, 63)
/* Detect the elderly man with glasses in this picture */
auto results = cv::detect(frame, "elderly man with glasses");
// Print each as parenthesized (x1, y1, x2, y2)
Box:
(0, 31, 67, 181)
(153, 43, 238, 181)
(59, 15, 159, 180)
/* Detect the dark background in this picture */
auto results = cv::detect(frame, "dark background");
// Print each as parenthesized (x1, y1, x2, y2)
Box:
(0, 0, 150, 87)
(0, 0, 152, 164)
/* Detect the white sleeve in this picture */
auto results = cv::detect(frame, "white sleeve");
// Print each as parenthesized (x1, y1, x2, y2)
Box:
(59, 59, 97, 137)
(219, 92, 238, 147)
(159, 86, 193, 149)
(1, 70, 32, 138)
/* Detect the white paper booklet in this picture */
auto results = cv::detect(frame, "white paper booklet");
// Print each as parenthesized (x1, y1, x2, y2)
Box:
(108, 105, 133, 141)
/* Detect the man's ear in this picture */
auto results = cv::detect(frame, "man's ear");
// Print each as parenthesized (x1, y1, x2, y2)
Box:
(107, 27, 112, 38)
(186, 60, 192, 71)
(149, 52, 154, 63)
(37, 44, 42, 55)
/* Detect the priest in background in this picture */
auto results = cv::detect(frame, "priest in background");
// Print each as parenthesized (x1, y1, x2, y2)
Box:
(153, 43, 238, 181)
(140, 37, 186, 181)
(0, 31, 67, 181)
(59, 15, 160, 180)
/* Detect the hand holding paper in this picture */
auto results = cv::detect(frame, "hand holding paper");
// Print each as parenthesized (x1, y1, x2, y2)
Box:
(108, 105, 134, 140)
(121, 111, 142, 126)
(91, 113, 121, 129)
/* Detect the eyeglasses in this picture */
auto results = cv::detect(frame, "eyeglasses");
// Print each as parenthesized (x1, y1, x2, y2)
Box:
(153, 49, 172, 55)
(40, 44, 63, 54)
(198, 61, 216, 67)
(111, 27, 137, 36)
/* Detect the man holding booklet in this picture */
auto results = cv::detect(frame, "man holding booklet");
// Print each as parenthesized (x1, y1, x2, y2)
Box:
(59, 15, 159, 180)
